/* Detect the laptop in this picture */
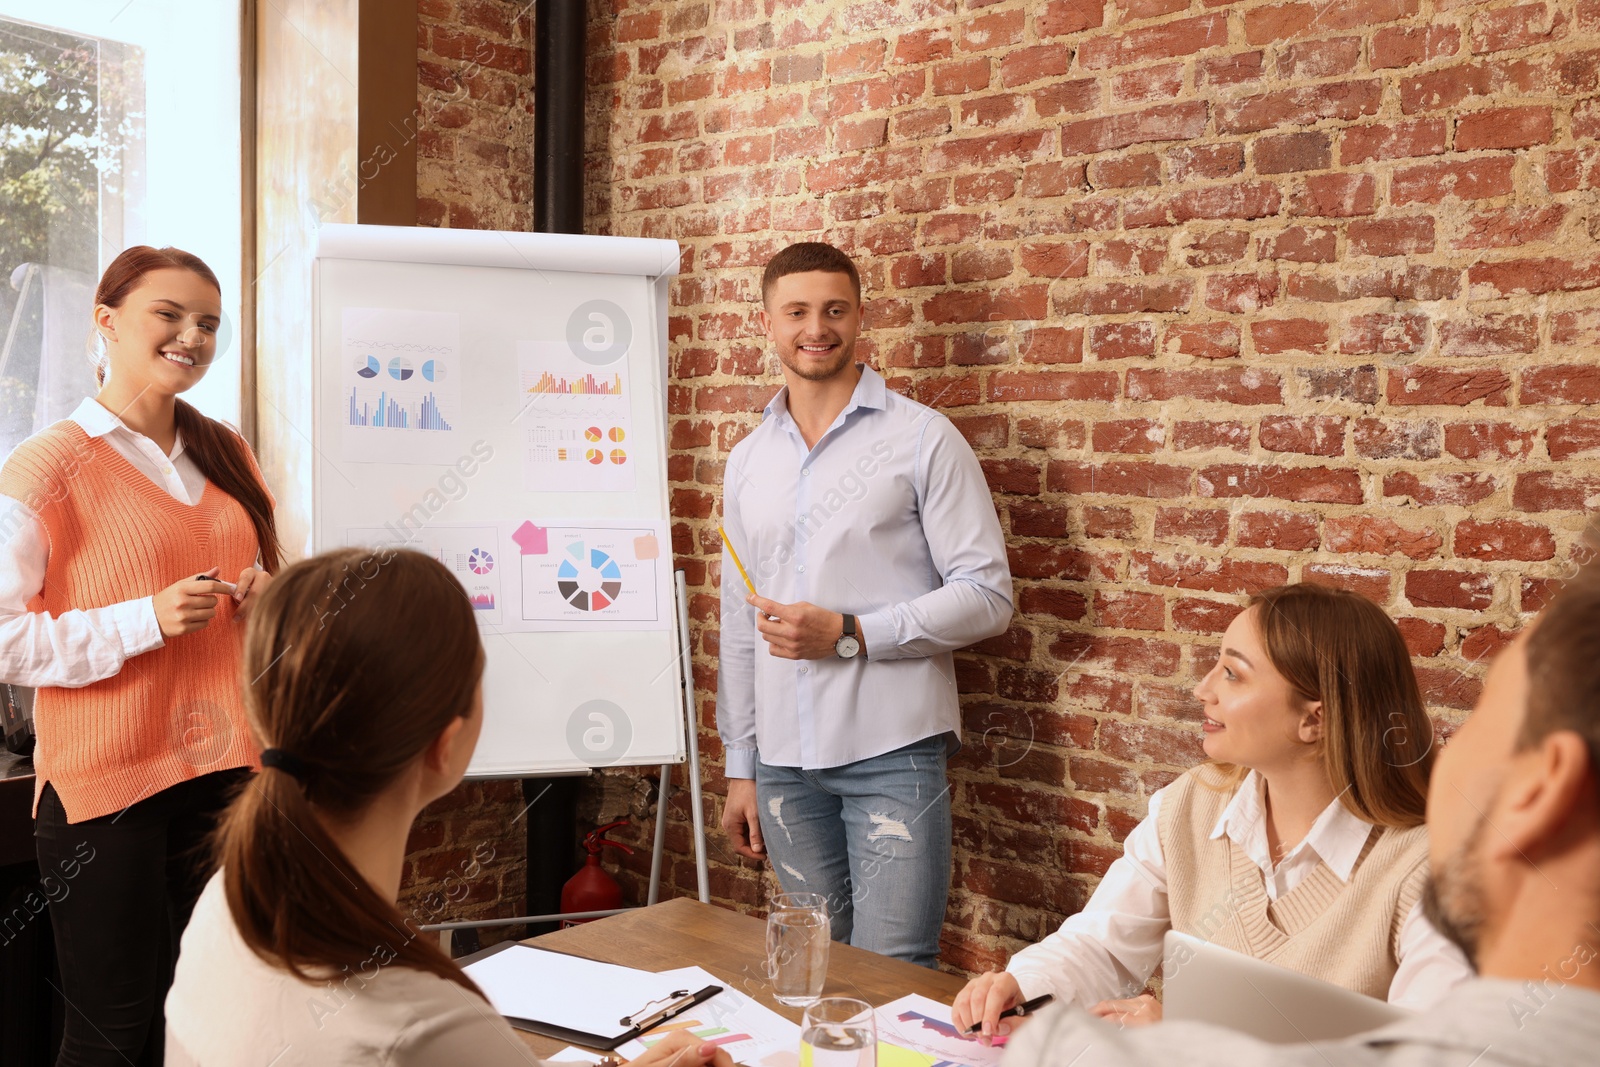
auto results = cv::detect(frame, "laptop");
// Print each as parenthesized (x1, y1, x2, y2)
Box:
(1162, 931, 1413, 1043)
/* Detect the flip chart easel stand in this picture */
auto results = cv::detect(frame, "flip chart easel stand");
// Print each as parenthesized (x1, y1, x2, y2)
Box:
(423, 570, 710, 949)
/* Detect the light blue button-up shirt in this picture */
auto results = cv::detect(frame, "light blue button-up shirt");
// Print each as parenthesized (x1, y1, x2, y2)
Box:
(716, 365, 1013, 777)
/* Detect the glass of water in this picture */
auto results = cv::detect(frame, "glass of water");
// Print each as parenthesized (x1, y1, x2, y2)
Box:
(766, 891, 829, 1007)
(801, 997, 876, 1067)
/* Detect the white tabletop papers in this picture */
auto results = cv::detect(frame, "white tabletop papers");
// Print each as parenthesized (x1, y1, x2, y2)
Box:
(874, 994, 1006, 1067)
(466, 951, 1002, 1067)
(618, 966, 802, 1067)
(462, 945, 691, 1043)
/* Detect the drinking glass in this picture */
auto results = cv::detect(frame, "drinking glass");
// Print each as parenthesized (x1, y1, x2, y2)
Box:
(766, 891, 829, 1007)
(801, 997, 876, 1067)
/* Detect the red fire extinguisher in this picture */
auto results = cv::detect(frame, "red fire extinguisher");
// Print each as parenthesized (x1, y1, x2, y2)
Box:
(560, 819, 636, 926)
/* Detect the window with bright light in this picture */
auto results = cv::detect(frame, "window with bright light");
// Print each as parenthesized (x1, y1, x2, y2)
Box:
(0, 0, 243, 454)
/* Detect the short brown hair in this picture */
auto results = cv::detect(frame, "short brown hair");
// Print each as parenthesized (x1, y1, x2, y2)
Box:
(1522, 557, 1600, 775)
(761, 241, 861, 303)
(216, 548, 486, 994)
(1217, 584, 1434, 828)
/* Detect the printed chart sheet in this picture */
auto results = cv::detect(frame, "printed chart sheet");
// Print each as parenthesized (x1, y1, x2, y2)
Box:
(344, 518, 670, 634)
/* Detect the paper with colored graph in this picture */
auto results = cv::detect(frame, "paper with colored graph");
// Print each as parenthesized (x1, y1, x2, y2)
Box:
(873, 994, 1005, 1067)
(345, 522, 505, 626)
(517, 339, 636, 493)
(515, 521, 668, 631)
(342, 518, 668, 634)
(617, 976, 1000, 1067)
(619, 967, 801, 1067)
(341, 307, 463, 465)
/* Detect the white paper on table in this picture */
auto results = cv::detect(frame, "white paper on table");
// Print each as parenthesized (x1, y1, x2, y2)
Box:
(340, 307, 463, 465)
(549, 1047, 605, 1064)
(461, 945, 688, 1042)
(619, 966, 801, 1067)
(873, 994, 1006, 1067)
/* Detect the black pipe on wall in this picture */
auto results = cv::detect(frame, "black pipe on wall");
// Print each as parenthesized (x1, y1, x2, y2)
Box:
(534, 0, 587, 234)
(523, 0, 588, 937)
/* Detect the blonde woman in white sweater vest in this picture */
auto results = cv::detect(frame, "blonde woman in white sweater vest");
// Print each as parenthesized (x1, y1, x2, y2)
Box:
(953, 583, 1474, 1040)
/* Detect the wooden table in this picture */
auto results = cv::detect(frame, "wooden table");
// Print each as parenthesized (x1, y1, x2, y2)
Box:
(514, 898, 968, 1057)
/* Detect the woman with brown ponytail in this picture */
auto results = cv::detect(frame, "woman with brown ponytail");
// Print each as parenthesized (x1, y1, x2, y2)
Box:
(165, 548, 734, 1067)
(0, 245, 279, 1065)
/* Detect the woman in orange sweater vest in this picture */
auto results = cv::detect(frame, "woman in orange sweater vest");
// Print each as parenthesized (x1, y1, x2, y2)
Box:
(0, 246, 279, 1066)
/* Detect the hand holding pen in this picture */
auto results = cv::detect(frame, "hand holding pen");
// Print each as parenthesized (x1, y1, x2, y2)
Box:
(153, 566, 270, 637)
(951, 968, 1054, 1044)
(153, 568, 230, 637)
(963, 994, 1054, 1037)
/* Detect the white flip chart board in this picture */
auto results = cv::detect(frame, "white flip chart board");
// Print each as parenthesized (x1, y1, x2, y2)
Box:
(311, 224, 685, 776)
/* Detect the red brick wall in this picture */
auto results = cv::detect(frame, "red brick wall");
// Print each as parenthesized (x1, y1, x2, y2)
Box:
(579, 0, 1600, 974)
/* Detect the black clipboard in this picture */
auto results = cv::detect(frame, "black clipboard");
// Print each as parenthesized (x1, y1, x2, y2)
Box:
(458, 941, 724, 1050)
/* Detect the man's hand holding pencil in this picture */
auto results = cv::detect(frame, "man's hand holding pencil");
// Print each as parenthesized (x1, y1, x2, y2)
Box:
(719, 525, 862, 660)
(747, 594, 856, 661)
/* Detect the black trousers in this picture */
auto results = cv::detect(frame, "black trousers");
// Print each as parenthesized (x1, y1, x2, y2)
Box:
(34, 768, 250, 1067)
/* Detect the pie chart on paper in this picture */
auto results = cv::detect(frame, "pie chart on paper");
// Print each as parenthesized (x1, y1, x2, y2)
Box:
(517, 524, 665, 629)
(555, 541, 624, 611)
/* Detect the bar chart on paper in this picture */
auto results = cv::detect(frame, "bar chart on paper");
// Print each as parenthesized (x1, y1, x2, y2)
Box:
(341, 307, 464, 464)
(518, 339, 635, 492)
(525, 369, 624, 395)
(344, 385, 454, 430)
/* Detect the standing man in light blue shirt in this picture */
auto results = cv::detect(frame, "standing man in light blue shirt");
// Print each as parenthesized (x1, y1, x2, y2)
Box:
(716, 242, 1013, 967)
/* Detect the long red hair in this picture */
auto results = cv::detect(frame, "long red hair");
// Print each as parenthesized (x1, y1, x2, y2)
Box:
(93, 245, 280, 572)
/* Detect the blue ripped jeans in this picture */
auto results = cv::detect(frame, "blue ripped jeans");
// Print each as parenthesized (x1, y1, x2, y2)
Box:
(755, 735, 952, 968)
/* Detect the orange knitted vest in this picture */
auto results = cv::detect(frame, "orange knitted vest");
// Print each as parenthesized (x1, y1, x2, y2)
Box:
(0, 421, 265, 822)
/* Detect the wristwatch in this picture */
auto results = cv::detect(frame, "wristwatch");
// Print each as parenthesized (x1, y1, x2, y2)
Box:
(835, 614, 862, 660)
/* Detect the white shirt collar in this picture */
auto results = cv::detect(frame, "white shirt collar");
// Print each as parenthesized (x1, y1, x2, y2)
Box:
(1207, 769, 1374, 883)
(71, 396, 185, 460)
(763, 363, 888, 426)
(71, 396, 122, 438)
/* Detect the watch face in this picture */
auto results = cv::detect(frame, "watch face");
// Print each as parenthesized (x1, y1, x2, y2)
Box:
(836, 635, 861, 659)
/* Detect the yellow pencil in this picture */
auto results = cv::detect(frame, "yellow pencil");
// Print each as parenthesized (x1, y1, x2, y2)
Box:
(718, 524, 760, 599)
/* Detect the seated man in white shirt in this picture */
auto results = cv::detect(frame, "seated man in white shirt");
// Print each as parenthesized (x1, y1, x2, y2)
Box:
(999, 559, 1600, 1066)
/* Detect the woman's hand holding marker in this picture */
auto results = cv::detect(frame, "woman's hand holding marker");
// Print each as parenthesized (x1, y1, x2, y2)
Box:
(154, 567, 229, 637)
(232, 566, 272, 620)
